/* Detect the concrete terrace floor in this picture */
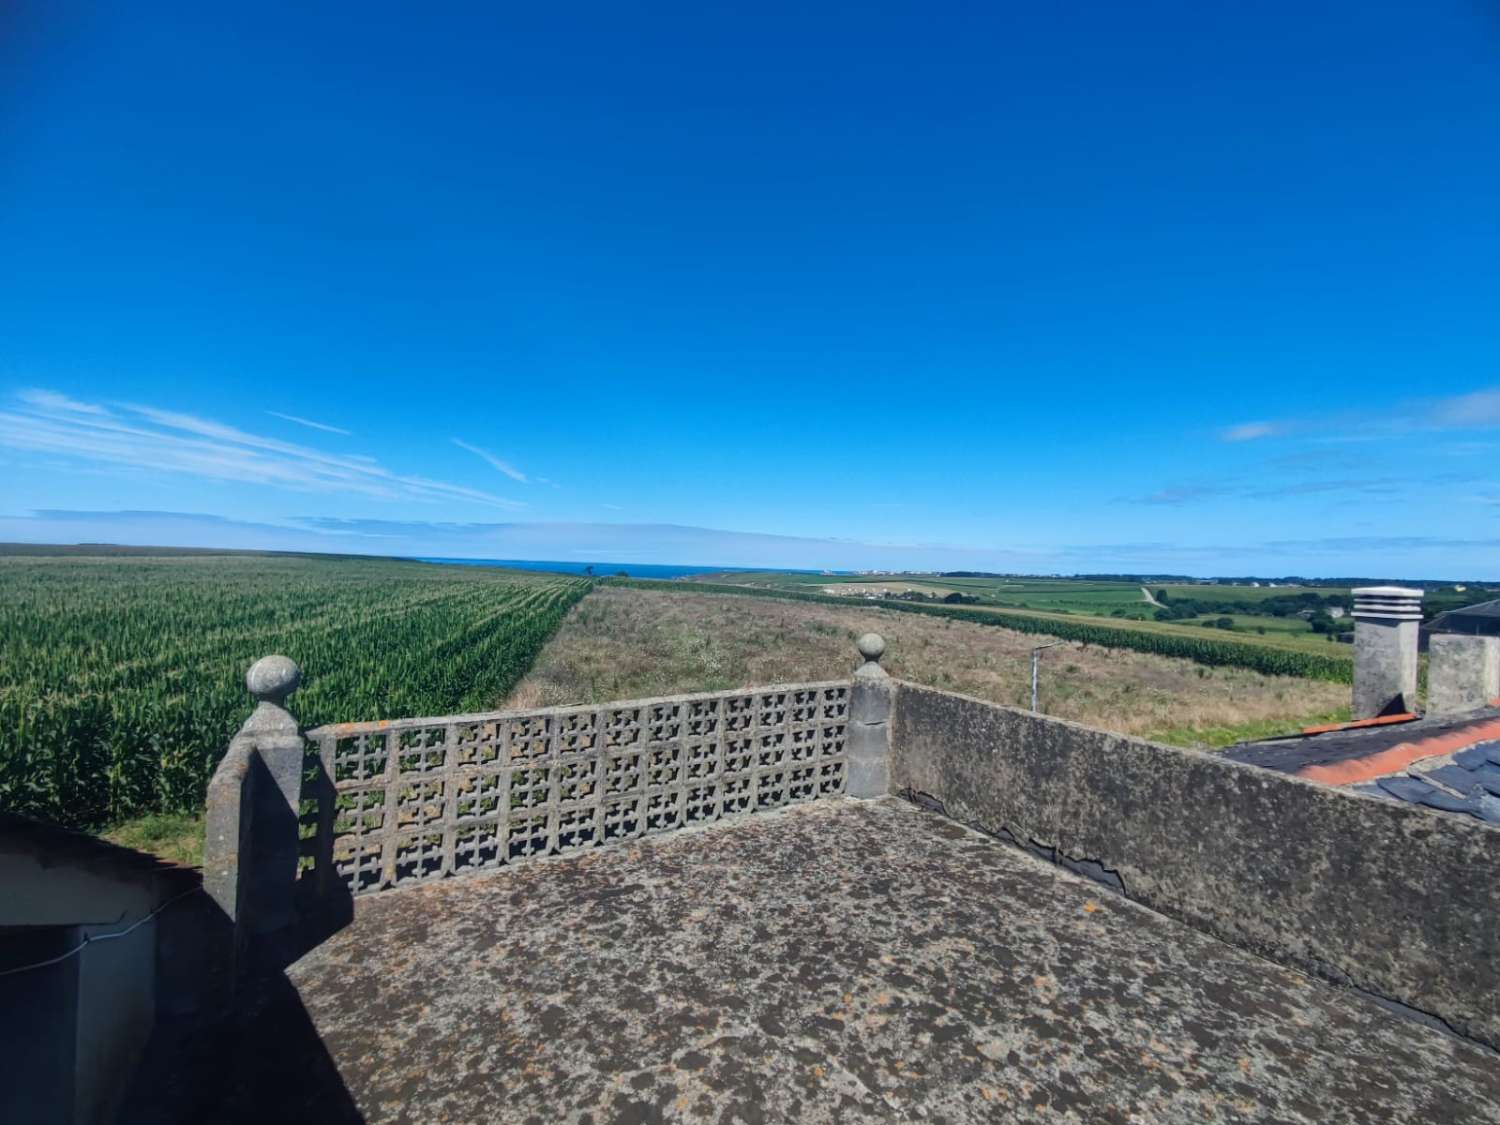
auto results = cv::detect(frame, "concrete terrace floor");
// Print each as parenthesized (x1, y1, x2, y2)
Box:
(170, 799, 1500, 1124)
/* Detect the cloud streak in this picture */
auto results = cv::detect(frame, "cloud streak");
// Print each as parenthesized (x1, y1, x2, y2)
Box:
(1220, 385, 1500, 442)
(18, 388, 107, 415)
(1220, 421, 1285, 442)
(1429, 389, 1500, 429)
(452, 438, 527, 482)
(1135, 485, 1231, 506)
(1128, 477, 1404, 504)
(0, 391, 525, 510)
(267, 411, 352, 436)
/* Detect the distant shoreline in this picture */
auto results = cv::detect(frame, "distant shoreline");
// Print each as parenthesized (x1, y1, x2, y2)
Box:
(0, 544, 1487, 586)
(411, 556, 839, 581)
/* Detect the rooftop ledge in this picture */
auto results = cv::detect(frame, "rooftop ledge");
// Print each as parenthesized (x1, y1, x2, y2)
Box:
(134, 641, 1500, 1123)
(136, 797, 1499, 1123)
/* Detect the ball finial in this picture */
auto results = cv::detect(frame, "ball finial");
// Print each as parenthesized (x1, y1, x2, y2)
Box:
(856, 633, 886, 663)
(246, 655, 301, 704)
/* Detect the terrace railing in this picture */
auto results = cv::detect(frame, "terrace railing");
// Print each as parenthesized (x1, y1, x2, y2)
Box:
(305, 682, 855, 896)
(201, 635, 893, 979)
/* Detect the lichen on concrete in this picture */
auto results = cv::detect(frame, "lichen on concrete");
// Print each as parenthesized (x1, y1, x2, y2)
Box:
(890, 681, 1500, 1050)
(225, 798, 1500, 1124)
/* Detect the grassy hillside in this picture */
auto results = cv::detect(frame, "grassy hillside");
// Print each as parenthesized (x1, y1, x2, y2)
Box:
(620, 577, 1355, 681)
(510, 586, 1348, 747)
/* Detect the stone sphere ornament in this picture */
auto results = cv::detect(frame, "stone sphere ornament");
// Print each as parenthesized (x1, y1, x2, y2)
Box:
(856, 633, 886, 663)
(246, 655, 302, 704)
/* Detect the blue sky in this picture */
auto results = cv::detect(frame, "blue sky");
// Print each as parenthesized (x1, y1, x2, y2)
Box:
(2, 2, 1497, 577)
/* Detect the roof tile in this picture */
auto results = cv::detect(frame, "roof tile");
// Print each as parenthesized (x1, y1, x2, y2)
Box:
(1453, 741, 1500, 770)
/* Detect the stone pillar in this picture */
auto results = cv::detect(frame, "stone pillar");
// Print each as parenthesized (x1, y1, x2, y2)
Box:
(848, 633, 893, 798)
(203, 656, 306, 944)
(1427, 634, 1500, 719)
(1351, 587, 1423, 719)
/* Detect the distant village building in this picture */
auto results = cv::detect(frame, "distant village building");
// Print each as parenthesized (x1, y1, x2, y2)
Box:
(1229, 587, 1499, 827)
(1427, 598, 1500, 639)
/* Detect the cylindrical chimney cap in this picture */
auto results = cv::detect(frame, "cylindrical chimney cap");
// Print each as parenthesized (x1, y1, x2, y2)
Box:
(1352, 586, 1423, 622)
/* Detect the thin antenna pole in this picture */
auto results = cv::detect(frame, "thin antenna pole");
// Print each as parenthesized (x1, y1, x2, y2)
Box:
(1031, 641, 1064, 712)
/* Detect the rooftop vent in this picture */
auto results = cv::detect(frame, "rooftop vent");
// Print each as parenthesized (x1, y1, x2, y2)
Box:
(1352, 586, 1422, 719)
(1352, 587, 1425, 622)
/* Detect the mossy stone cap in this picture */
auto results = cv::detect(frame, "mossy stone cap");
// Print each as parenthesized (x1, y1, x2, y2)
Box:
(246, 654, 301, 703)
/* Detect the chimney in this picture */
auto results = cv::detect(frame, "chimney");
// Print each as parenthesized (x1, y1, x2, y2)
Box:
(1351, 586, 1423, 719)
(1427, 634, 1500, 718)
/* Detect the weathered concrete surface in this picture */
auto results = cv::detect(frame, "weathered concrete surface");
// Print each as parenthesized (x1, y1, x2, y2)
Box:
(203, 655, 307, 950)
(145, 798, 1500, 1123)
(890, 682, 1500, 1050)
(1428, 633, 1500, 718)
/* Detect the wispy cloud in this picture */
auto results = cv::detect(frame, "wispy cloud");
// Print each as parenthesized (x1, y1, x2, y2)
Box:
(452, 438, 527, 482)
(1220, 386, 1500, 443)
(19, 388, 107, 415)
(1428, 389, 1500, 428)
(267, 410, 352, 436)
(1135, 485, 1231, 505)
(602, 503, 623, 511)
(0, 390, 525, 510)
(1221, 421, 1286, 442)
(1243, 477, 1399, 500)
(1127, 472, 1475, 505)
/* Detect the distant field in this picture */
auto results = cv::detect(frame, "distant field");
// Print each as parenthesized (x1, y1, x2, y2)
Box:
(668, 574, 1355, 679)
(822, 577, 1154, 615)
(511, 586, 1348, 748)
(964, 603, 1345, 655)
(817, 580, 970, 598)
(691, 571, 1353, 621)
(1157, 583, 1345, 605)
(0, 555, 589, 829)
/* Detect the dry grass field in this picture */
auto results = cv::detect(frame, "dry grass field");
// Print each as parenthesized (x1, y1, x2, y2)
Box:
(506, 586, 1348, 747)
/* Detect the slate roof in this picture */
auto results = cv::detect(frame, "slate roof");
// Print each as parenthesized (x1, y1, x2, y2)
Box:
(1429, 598, 1500, 635)
(1226, 708, 1500, 825)
(1351, 740, 1500, 823)
(0, 811, 199, 885)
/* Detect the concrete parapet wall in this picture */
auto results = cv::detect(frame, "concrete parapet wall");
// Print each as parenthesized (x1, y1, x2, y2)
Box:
(1427, 634, 1500, 718)
(889, 681, 1500, 1049)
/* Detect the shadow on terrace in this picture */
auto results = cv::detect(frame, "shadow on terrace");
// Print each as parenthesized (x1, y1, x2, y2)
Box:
(119, 635, 1499, 1124)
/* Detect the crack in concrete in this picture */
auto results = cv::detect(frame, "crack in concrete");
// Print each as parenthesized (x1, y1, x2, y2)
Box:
(900, 787, 1500, 1059)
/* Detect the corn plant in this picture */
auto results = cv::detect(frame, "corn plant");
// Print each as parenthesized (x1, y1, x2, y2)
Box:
(0, 555, 590, 829)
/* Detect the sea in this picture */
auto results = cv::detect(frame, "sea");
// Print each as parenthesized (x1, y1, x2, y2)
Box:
(411, 557, 829, 580)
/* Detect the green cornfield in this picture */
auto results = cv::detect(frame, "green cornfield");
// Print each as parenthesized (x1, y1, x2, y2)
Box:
(0, 555, 590, 829)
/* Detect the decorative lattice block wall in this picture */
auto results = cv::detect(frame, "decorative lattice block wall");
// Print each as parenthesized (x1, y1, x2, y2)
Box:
(306, 683, 851, 896)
